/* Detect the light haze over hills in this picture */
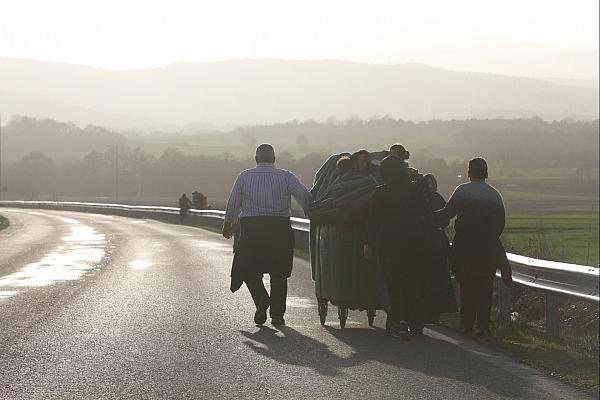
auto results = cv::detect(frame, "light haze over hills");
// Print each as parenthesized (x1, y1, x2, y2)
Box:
(0, 57, 598, 131)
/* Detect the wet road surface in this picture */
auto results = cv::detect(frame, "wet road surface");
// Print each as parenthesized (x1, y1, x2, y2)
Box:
(0, 209, 593, 399)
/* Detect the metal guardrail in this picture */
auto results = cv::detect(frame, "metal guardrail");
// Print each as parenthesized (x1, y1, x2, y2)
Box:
(1, 200, 598, 338)
(508, 254, 598, 302)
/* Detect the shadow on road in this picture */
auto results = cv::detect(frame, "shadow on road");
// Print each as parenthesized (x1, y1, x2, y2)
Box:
(240, 326, 358, 376)
(324, 326, 530, 398)
(241, 325, 530, 398)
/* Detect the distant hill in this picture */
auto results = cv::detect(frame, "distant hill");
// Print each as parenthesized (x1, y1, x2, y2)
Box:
(544, 77, 599, 89)
(1, 116, 128, 163)
(0, 58, 597, 130)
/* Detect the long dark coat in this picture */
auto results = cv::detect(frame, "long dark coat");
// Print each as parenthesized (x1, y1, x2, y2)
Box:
(424, 192, 458, 315)
(366, 182, 433, 304)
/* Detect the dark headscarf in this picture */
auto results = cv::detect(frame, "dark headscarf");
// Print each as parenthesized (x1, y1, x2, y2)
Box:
(380, 155, 409, 185)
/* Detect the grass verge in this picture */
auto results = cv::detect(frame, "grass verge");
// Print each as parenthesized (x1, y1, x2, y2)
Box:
(440, 306, 599, 393)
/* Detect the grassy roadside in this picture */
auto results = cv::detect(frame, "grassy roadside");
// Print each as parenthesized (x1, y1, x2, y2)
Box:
(0, 215, 9, 232)
(484, 322, 598, 392)
(440, 304, 599, 393)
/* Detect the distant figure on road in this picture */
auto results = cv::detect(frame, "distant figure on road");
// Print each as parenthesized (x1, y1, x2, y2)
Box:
(192, 191, 208, 209)
(222, 144, 312, 326)
(178, 193, 193, 224)
(434, 158, 506, 337)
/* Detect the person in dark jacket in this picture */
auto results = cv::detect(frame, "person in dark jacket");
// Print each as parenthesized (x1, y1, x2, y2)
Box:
(434, 158, 506, 337)
(422, 174, 458, 324)
(364, 156, 433, 337)
(178, 193, 193, 224)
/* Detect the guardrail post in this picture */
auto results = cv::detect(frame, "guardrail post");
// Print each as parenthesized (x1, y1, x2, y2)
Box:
(497, 281, 511, 323)
(544, 292, 560, 339)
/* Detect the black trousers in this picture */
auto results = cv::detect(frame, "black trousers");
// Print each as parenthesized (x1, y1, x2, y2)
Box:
(458, 271, 495, 331)
(179, 209, 187, 224)
(244, 273, 288, 319)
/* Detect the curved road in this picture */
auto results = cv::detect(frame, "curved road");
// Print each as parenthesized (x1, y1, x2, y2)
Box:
(0, 209, 593, 399)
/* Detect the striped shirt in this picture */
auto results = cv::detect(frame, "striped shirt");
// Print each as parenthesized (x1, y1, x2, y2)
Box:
(224, 163, 312, 223)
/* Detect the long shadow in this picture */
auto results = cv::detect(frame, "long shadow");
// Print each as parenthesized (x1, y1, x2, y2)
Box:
(324, 325, 531, 398)
(240, 325, 369, 377)
(241, 324, 531, 398)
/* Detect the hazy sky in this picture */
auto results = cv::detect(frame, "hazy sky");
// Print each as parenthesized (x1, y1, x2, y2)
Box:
(1, 0, 598, 77)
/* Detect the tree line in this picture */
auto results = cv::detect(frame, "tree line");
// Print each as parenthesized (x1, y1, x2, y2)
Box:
(1, 115, 597, 206)
(1, 146, 472, 206)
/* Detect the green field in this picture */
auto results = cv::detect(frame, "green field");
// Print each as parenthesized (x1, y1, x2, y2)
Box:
(502, 212, 599, 266)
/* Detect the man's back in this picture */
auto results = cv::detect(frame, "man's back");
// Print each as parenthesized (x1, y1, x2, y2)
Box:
(225, 163, 312, 222)
(445, 181, 505, 239)
(222, 144, 312, 325)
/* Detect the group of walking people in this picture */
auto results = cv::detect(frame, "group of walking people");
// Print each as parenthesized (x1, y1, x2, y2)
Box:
(222, 143, 508, 337)
(363, 150, 507, 337)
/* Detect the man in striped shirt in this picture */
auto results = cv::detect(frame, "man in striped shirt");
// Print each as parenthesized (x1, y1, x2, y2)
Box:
(222, 144, 312, 326)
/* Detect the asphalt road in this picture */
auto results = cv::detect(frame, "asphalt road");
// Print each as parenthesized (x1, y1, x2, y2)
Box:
(0, 209, 593, 400)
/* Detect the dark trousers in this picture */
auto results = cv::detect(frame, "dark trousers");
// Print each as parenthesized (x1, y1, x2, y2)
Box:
(179, 209, 188, 224)
(458, 271, 495, 332)
(244, 273, 288, 319)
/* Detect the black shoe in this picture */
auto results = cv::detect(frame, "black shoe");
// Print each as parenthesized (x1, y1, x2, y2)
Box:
(271, 317, 285, 326)
(254, 296, 270, 325)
